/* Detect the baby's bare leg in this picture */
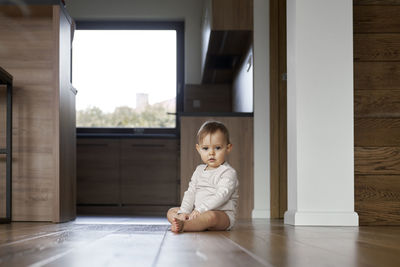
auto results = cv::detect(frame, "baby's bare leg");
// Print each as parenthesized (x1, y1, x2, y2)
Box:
(174, 210, 230, 233)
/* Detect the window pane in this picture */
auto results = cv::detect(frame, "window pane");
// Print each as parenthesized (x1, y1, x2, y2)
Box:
(73, 30, 177, 128)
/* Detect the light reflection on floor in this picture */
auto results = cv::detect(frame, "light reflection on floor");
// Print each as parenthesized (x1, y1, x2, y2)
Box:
(74, 215, 169, 225)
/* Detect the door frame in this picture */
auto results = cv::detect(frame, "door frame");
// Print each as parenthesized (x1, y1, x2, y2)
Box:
(270, 0, 287, 218)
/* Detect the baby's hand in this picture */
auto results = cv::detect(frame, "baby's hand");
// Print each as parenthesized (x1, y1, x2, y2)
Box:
(175, 213, 189, 221)
(189, 210, 201, 220)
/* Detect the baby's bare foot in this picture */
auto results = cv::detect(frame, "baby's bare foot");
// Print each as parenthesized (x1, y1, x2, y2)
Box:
(171, 217, 184, 233)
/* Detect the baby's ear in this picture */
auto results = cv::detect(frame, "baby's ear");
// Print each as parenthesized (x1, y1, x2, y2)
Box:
(196, 144, 201, 153)
(227, 143, 233, 153)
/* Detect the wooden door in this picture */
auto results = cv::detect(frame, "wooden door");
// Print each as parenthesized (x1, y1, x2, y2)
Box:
(354, 0, 400, 225)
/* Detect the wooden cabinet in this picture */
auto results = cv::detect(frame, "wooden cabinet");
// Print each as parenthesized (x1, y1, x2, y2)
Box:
(77, 138, 179, 215)
(0, 4, 76, 222)
(120, 139, 179, 205)
(201, 0, 253, 83)
(77, 139, 119, 205)
(180, 116, 253, 219)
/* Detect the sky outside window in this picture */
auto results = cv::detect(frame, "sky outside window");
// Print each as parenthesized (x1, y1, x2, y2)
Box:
(73, 30, 177, 128)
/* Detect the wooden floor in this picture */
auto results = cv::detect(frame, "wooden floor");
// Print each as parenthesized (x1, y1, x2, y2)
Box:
(0, 217, 399, 267)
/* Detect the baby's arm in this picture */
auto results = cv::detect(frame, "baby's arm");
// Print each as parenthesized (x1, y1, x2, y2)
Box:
(177, 170, 198, 215)
(195, 169, 238, 213)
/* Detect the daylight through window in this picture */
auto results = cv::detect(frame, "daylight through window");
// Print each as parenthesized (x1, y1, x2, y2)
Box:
(73, 29, 177, 128)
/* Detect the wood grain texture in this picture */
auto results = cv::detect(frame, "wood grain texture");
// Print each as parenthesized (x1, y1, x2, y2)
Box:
(180, 116, 253, 219)
(184, 84, 232, 112)
(270, 0, 287, 219)
(354, 118, 400, 147)
(354, 2, 400, 225)
(356, 175, 400, 225)
(278, 0, 287, 219)
(354, 6, 400, 33)
(53, 5, 76, 223)
(77, 138, 180, 213)
(3, 218, 400, 266)
(354, 0, 400, 5)
(355, 147, 400, 175)
(269, 0, 279, 219)
(77, 139, 119, 205)
(211, 0, 253, 30)
(0, 5, 55, 221)
(354, 62, 400, 90)
(354, 90, 400, 117)
(120, 139, 179, 205)
(0, 5, 75, 222)
(354, 34, 400, 61)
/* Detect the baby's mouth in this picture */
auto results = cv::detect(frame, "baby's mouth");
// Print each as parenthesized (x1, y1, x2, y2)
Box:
(208, 158, 216, 161)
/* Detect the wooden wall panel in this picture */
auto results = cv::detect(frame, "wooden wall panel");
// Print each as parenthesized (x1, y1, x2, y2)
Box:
(355, 118, 400, 147)
(354, 90, 400, 117)
(355, 175, 400, 225)
(354, 6, 400, 33)
(180, 116, 253, 219)
(0, 6, 55, 221)
(355, 147, 400, 175)
(354, 2, 400, 225)
(354, 34, 400, 61)
(354, 0, 400, 6)
(354, 62, 400, 90)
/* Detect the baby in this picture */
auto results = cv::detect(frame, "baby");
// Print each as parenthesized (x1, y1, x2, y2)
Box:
(167, 121, 239, 233)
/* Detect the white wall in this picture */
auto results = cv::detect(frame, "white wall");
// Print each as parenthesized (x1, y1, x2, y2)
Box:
(253, 0, 270, 219)
(285, 0, 358, 226)
(66, 0, 203, 84)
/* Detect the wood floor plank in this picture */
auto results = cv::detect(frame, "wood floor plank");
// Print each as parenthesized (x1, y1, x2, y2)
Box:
(156, 231, 271, 267)
(0, 222, 75, 244)
(221, 221, 373, 267)
(0, 224, 121, 266)
(1, 217, 400, 266)
(41, 232, 166, 267)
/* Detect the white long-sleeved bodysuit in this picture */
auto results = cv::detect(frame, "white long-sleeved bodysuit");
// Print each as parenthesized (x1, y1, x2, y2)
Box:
(178, 162, 239, 229)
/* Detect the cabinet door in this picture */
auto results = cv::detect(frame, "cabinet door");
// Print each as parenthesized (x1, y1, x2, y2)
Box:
(120, 139, 179, 205)
(77, 139, 119, 204)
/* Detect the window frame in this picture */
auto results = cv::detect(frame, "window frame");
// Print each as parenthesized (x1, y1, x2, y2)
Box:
(74, 20, 184, 137)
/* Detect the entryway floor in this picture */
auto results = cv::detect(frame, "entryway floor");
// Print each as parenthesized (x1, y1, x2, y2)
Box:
(0, 216, 399, 266)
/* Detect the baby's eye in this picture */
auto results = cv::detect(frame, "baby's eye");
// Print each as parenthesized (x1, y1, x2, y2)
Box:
(202, 147, 208, 151)
(215, 146, 222, 150)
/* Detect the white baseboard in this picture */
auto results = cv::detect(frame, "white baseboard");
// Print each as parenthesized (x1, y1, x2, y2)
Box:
(252, 209, 270, 219)
(284, 210, 359, 226)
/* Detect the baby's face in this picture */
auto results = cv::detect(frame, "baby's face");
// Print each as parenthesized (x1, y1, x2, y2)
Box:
(196, 130, 232, 170)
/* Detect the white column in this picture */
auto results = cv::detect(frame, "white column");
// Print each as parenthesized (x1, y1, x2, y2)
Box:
(284, 0, 358, 226)
(253, 0, 270, 219)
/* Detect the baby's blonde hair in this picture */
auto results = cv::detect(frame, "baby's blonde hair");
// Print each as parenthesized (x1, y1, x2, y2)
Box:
(197, 121, 230, 145)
